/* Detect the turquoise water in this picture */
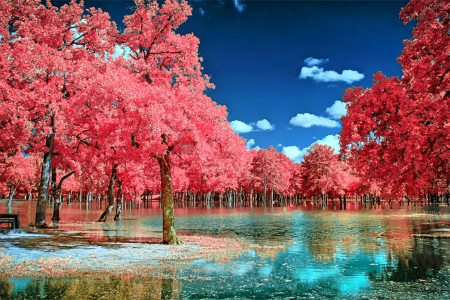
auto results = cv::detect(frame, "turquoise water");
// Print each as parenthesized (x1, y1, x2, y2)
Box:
(1, 200, 450, 299)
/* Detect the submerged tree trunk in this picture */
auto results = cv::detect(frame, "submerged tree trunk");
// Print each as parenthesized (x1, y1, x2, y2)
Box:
(7, 186, 16, 208)
(270, 186, 274, 207)
(35, 132, 55, 228)
(98, 164, 118, 222)
(51, 171, 75, 226)
(157, 134, 181, 244)
(114, 180, 123, 221)
(263, 176, 267, 207)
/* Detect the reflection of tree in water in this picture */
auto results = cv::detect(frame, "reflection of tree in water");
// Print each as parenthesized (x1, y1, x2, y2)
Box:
(252, 240, 291, 260)
(239, 216, 295, 242)
(245, 217, 294, 260)
(161, 278, 180, 300)
(301, 214, 389, 262)
(370, 237, 450, 282)
(0, 278, 13, 299)
(7, 276, 180, 300)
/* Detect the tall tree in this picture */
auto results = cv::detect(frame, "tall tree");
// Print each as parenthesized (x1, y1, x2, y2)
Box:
(341, 0, 450, 199)
(302, 144, 337, 198)
(117, 0, 246, 244)
(1, 0, 118, 227)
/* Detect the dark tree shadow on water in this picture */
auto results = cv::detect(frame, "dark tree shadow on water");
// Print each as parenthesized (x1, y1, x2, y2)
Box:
(370, 238, 450, 282)
(0, 278, 13, 299)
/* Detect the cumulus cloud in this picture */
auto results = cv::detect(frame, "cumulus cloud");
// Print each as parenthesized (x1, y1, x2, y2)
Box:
(282, 146, 306, 163)
(245, 139, 255, 149)
(282, 134, 340, 163)
(304, 57, 329, 67)
(256, 119, 274, 131)
(199, 8, 205, 16)
(230, 120, 253, 133)
(325, 100, 347, 119)
(233, 0, 245, 13)
(289, 113, 340, 128)
(315, 134, 340, 153)
(299, 58, 364, 84)
(300, 66, 364, 84)
(230, 119, 274, 133)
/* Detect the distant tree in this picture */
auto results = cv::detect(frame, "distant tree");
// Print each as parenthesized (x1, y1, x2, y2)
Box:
(302, 144, 336, 199)
(1, 152, 39, 207)
(287, 163, 304, 198)
(251, 146, 293, 205)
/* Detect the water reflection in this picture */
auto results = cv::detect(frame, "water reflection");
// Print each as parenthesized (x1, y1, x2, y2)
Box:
(1, 200, 450, 299)
(3, 276, 180, 300)
(371, 237, 450, 282)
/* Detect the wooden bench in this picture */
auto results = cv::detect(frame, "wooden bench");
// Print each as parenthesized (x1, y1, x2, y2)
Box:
(0, 214, 20, 229)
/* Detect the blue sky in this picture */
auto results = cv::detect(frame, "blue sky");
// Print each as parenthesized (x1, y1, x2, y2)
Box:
(55, 0, 414, 162)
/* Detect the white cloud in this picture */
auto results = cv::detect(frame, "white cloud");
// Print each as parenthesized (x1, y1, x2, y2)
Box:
(230, 120, 253, 133)
(299, 58, 364, 84)
(231, 119, 274, 133)
(326, 100, 347, 119)
(245, 139, 255, 149)
(256, 119, 274, 131)
(299, 65, 322, 79)
(304, 57, 328, 66)
(199, 8, 205, 16)
(282, 134, 340, 163)
(289, 113, 340, 128)
(315, 134, 340, 153)
(300, 66, 364, 84)
(282, 146, 306, 163)
(233, 0, 245, 13)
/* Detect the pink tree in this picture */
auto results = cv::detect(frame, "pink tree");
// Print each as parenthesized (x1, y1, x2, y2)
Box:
(114, 0, 249, 243)
(341, 0, 450, 200)
(1, 152, 40, 208)
(302, 144, 337, 199)
(1, 0, 118, 227)
(251, 146, 293, 205)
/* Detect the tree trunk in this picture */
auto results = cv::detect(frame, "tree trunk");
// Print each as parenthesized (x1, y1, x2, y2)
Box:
(263, 176, 267, 207)
(98, 163, 118, 222)
(270, 186, 274, 207)
(51, 171, 75, 226)
(114, 180, 123, 221)
(157, 136, 181, 244)
(50, 168, 57, 203)
(35, 132, 55, 228)
(7, 186, 16, 207)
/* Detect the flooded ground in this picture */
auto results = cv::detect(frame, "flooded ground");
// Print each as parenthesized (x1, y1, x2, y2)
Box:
(1, 200, 450, 299)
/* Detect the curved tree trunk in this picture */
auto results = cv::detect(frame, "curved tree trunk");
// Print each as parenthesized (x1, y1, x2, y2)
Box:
(114, 180, 123, 221)
(98, 164, 118, 222)
(51, 171, 75, 226)
(157, 134, 181, 244)
(35, 132, 55, 228)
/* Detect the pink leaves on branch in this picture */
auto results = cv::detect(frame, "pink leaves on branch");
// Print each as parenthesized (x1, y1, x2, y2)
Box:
(302, 144, 357, 198)
(341, 0, 450, 199)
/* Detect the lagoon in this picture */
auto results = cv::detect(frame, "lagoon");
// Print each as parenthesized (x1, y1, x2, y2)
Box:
(1, 200, 450, 299)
